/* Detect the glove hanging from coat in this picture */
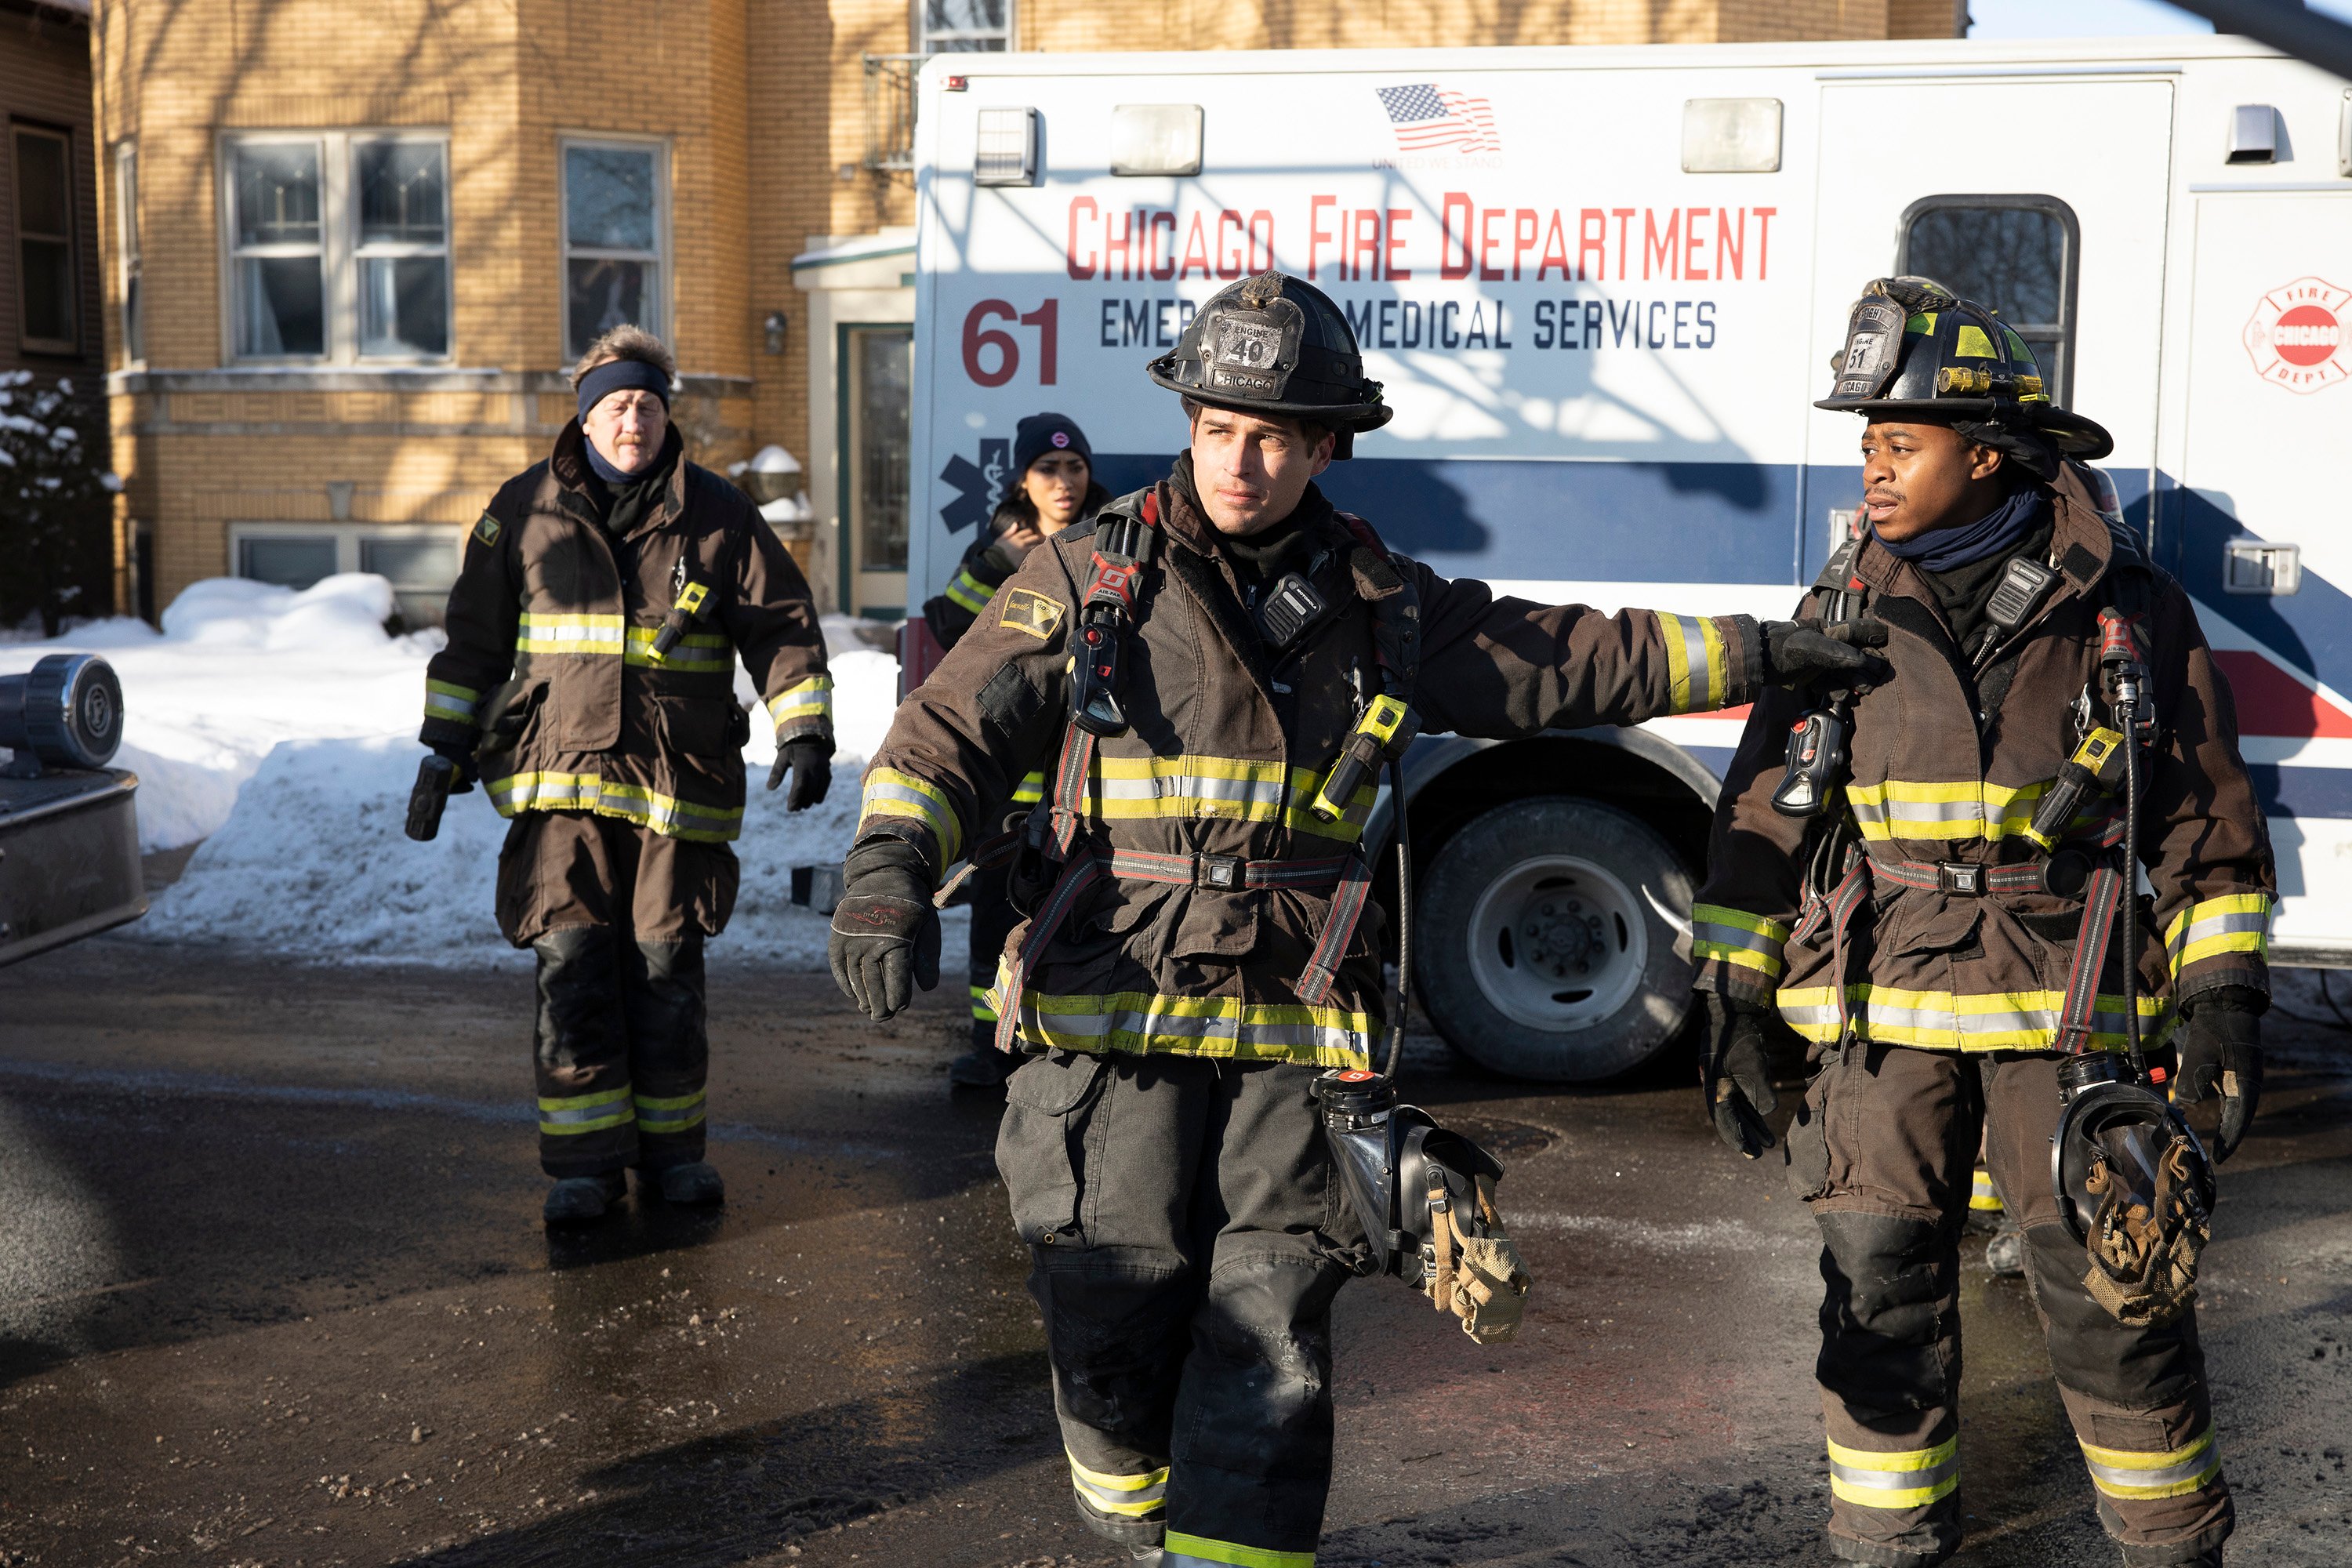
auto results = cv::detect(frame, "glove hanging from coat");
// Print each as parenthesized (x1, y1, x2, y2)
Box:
(2175, 985, 2264, 1163)
(1701, 993, 1779, 1160)
(828, 837, 941, 1022)
(767, 736, 834, 812)
(1759, 616, 1889, 689)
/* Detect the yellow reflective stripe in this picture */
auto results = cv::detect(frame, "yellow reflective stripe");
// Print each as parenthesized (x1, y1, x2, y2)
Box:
(1826, 1436, 1958, 1511)
(2165, 893, 2272, 974)
(485, 771, 746, 843)
(970, 984, 999, 1023)
(768, 676, 834, 726)
(1651, 612, 1728, 714)
(539, 1084, 634, 1134)
(1068, 1450, 1169, 1519)
(1084, 753, 1370, 843)
(1691, 902, 1790, 978)
(859, 767, 964, 862)
(1776, 985, 2171, 1053)
(1008, 989, 1376, 1070)
(943, 566, 996, 615)
(1970, 1167, 2003, 1213)
(633, 1090, 706, 1133)
(1844, 777, 2053, 842)
(622, 626, 731, 673)
(1011, 769, 1046, 804)
(2078, 1427, 2221, 1501)
(516, 613, 627, 654)
(423, 678, 481, 721)
(1163, 1533, 1315, 1568)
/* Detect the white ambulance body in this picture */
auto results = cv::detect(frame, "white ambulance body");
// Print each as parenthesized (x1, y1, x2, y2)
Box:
(905, 34, 2352, 1079)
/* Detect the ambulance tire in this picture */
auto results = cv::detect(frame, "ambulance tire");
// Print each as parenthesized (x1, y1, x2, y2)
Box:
(1415, 796, 1694, 1082)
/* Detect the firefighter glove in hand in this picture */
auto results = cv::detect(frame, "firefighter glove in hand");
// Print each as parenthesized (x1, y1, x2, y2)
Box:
(1702, 993, 1778, 1159)
(1761, 616, 1889, 689)
(767, 737, 833, 811)
(2176, 985, 2264, 1163)
(425, 737, 478, 793)
(828, 837, 941, 1022)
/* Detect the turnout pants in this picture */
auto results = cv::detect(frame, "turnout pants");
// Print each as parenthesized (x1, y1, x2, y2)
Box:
(1783, 1044, 2231, 1566)
(495, 811, 738, 1178)
(995, 1051, 1361, 1567)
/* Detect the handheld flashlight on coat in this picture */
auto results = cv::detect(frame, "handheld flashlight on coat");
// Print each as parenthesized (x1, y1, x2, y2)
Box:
(1312, 695, 1417, 822)
(647, 580, 711, 663)
(1771, 702, 1849, 818)
(405, 753, 456, 842)
(2024, 727, 2129, 852)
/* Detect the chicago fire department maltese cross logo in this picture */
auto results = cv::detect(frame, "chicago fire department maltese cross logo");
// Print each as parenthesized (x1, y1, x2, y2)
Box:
(2244, 277, 2349, 394)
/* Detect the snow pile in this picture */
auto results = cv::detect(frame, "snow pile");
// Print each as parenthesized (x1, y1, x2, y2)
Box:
(4, 579, 914, 967)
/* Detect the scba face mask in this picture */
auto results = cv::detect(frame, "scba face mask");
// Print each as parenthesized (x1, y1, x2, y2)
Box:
(1313, 1069, 1532, 1342)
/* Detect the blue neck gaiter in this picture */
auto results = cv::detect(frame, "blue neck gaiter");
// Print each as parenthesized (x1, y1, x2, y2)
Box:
(1875, 487, 2046, 574)
(583, 440, 639, 487)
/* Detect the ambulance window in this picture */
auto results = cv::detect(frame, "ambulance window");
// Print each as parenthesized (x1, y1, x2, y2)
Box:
(1897, 195, 2078, 404)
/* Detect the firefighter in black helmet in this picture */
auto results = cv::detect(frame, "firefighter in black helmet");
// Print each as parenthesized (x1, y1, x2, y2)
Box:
(829, 270, 1878, 1566)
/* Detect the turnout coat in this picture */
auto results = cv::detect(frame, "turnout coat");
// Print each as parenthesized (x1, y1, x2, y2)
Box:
(1692, 466, 2274, 1053)
(420, 423, 833, 846)
(857, 461, 1766, 1070)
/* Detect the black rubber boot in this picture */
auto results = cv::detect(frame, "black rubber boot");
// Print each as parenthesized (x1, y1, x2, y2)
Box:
(644, 1160, 725, 1205)
(543, 1171, 627, 1224)
(948, 1045, 1014, 1091)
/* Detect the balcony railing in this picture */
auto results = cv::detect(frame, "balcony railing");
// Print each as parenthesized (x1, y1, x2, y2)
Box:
(863, 54, 922, 173)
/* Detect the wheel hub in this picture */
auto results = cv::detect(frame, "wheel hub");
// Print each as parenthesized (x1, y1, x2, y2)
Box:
(1466, 855, 1650, 1033)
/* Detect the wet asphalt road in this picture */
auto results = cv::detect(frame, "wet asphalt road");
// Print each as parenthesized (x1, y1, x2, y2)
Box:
(0, 938, 2345, 1568)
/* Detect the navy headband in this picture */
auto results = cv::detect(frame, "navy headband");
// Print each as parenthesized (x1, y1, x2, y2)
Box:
(576, 357, 672, 423)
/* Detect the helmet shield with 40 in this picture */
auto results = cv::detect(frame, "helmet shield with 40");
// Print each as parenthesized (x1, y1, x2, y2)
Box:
(1149, 270, 1393, 458)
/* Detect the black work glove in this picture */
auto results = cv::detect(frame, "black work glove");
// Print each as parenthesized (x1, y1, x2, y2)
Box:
(425, 736, 478, 793)
(1700, 993, 1778, 1159)
(2176, 985, 2264, 1163)
(828, 837, 941, 1022)
(767, 736, 833, 811)
(1760, 617, 1889, 689)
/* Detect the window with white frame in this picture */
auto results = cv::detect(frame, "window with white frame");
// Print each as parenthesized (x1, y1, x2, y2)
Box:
(920, 0, 1011, 53)
(562, 140, 665, 360)
(223, 131, 450, 364)
(13, 124, 78, 354)
(115, 142, 141, 363)
(230, 522, 460, 628)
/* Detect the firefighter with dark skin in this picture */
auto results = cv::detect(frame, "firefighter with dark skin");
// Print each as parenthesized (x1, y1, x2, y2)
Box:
(919, 412, 1109, 1091)
(1694, 278, 2269, 1567)
(828, 271, 1880, 1568)
(419, 325, 834, 1225)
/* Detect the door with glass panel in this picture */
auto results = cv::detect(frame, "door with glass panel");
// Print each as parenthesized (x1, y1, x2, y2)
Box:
(845, 324, 913, 615)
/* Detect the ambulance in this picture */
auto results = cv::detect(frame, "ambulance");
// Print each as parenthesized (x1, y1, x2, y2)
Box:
(902, 33, 2352, 1080)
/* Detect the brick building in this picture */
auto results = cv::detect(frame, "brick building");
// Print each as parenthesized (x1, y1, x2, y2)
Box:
(89, 0, 1963, 622)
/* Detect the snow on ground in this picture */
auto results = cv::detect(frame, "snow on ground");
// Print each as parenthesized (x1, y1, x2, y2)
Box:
(2, 578, 918, 968)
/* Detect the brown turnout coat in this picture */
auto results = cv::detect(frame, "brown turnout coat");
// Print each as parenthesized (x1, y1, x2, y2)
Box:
(1693, 467, 2274, 1053)
(858, 463, 1764, 1070)
(420, 423, 833, 848)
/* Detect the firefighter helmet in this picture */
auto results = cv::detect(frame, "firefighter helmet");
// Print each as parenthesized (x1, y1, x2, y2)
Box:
(1817, 276, 2112, 463)
(1148, 270, 1392, 458)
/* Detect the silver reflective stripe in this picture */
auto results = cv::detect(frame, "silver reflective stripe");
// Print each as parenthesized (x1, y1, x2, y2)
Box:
(1830, 1454, 1958, 1493)
(1693, 921, 1780, 957)
(1095, 772, 1287, 808)
(1883, 797, 1987, 825)
(540, 1100, 633, 1127)
(1676, 615, 1715, 710)
(2082, 1449, 2218, 1494)
(1024, 1002, 1373, 1062)
(2172, 909, 2267, 954)
(1780, 1002, 1842, 1031)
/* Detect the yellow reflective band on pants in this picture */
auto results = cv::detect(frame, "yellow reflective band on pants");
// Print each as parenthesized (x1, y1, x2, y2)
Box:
(1163, 1533, 1315, 1568)
(539, 1085, 634, 1136)
(1843, 777, 2054, 843)
(971, 984, 998, 1024)
(1692, 902, 1790, 978)
(2165, 893, 2271, 975)
(1776, 985, 2171, 1052)
(1002, 985, 1375, 1070)
(1657, 612, 1729, 715)
(1828, 1436, 1958, 1510)
(2079, 1426, 2222, 1501)
(633, 1089, 706, 1134)
(487, 772, 746, 843)
(1067, 1451, 1167, 1520)
(858, 767, 964, 862)
(424, 678, 481, 724)
(516, 613, 626, 655)
(1086, 753, 1370, 844)
(768, 675, 834, 728)
(1970, 1167, 2003, 1213)
(1011, 769, 1046, 805)
(624, 626, 731, 673)
(943, 565, 996, 615)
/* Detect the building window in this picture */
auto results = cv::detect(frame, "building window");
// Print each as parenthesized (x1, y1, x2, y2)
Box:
(920, 0, 1011, 52)
(13, 125, 78, 354)
(563, 140, 665, 360)
(1898, 194, 2080, 405)
(848, 325, 913, 574)
(355, 140, 449, 358)
(115, 143, 141, 363)
(223, 132, 451, 365)
(231, 523, 460, 628)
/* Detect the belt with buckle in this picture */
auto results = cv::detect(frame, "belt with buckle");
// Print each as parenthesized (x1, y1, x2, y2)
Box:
(1105, 848, 1355, 891)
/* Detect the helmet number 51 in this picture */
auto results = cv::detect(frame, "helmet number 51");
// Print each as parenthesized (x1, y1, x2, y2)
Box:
(963, 299, 1058, 387)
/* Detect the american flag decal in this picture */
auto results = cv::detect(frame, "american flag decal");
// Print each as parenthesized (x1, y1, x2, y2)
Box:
(1377, 83, 1500, 154)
